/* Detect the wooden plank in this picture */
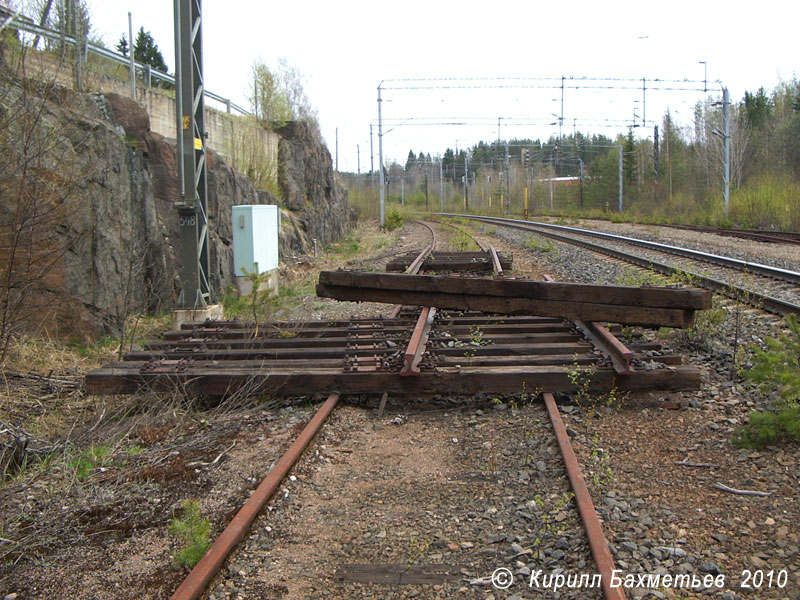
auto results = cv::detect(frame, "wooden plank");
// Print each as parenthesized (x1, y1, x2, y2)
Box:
(317, 283, 695, 328)
(147, 331, 582, 352)
(85, 364, 702, 396)
(319, 271, 712, 310)
(127, 341, 594, 362)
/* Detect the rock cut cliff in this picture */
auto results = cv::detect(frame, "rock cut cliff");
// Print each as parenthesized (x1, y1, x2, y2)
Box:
(0, 59, 351, 338)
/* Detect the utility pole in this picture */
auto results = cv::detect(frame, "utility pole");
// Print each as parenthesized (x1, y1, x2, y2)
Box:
(439, 159, 444, 212)
(425, 173, 429, 212)
(653, 125, 659, 181)
(464, 152, 469, 210)
(128, 12, 135, 99)
(530, 159, 535, 216)
(700, 61, 708, 93)
(369, 123, 375, 188)
(559, 75, 564, 142)
(642, 77, 646, 128)
(504, 141, 510, 214)
(357, 144, 360, 176)
(73, 0, 83, 91)
(335, 127, 338, 172)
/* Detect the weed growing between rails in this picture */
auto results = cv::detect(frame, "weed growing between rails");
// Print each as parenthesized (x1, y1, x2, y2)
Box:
(524, 235, 558, 255)
(586, 433, 614, 488)
(565, 357, 628, 416)
(733, 314, 800, 448)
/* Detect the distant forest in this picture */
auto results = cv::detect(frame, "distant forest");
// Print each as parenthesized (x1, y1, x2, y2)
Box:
(362, 80, 800, 230)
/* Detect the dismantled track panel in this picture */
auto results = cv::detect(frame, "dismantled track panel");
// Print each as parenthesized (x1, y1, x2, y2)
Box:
(86, 310, 701, 396)
(386, 250, 512, 272)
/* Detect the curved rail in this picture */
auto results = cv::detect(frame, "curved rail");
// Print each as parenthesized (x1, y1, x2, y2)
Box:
(669, 223, 800, 247)
(429, 217, 487, 252)
(443, 214, 800, 318)
(446, 215, 800, 285)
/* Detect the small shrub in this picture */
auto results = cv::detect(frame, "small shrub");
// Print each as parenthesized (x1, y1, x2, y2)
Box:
(524, 236, 556, 253)
(678, 306, 727, 351)
(70, 445, 110, 481)
(734, 314, 800, 447)
(743, 314, 800, 401)
(384, 209, 404, 231)
(169, 499, 211, 568)
(733, 406, 800, 448)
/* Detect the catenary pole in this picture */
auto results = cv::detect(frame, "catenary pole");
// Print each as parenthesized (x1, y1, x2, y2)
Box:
(378, 83, 385, 228)
(722, 86, 730, 216)
(618, 144, 623, 212)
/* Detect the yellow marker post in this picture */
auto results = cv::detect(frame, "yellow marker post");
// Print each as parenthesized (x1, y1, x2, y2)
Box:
(524, 187, 529, 220)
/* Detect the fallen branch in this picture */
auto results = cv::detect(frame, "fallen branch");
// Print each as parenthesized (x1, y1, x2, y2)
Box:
(675, 460, 715, 468)
(713, 482, 772, 497)
(1, 370, 81, 387)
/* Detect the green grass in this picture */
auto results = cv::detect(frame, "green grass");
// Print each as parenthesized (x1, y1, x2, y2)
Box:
(384, 208, 404, 231)
(69, 445, 111, 481)
(524, 236, 556, 253)
(169, 499, 211, 569)
(733, 314, 800, 447)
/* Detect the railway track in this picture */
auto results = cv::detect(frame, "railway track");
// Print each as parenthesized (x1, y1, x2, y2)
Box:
(443, 214, 800, 318)
(157, 219, 672, 599)
(665, 223, 800, 247)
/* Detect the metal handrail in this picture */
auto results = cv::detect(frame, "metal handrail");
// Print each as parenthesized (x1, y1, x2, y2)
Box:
(6, 14, 252, 117)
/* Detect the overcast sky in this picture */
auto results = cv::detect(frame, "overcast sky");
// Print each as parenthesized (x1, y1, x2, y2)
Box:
(84, 0, 798, 172)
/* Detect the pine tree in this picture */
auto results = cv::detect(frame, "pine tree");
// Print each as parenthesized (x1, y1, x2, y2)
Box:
(133, 27, 167, 73)
(115, 34, 129, 57)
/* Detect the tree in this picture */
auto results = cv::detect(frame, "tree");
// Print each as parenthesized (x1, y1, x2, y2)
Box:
(133, 27, 167, 73)
(405, 149, 416, 172)
(623, 128, 637, 188)
(250, 61, 292, 126)
(115, 34, 129, 57)
(249, 58, 318, 129)
(0, 58, 87, 363)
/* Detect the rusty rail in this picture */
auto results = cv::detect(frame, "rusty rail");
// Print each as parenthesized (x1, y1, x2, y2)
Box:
(400, 306, 436, 375)
(171, 393, 341, 600)
(489, 245, 503, 275)
(544, 392, 627, 600)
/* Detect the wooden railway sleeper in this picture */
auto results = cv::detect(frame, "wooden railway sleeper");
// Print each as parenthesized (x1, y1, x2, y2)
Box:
(139, 358, 194, 374)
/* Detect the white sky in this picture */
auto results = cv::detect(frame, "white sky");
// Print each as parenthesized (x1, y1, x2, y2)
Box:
(84, 0, 798, 173)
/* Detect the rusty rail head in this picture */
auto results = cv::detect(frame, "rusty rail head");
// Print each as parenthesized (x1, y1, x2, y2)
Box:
(391, 222, 437, 319)
(170, 392, 341, 600)
(488, 246, 503, 275)
(543, 392, 627, 600)
(407, 221, 437, 276)
(544, 273, 634, 374)
(401, 306, 436, 375)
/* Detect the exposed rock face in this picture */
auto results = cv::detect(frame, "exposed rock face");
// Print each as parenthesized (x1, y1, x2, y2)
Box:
(0, 77, 349, 338)
(276, 121, 353, 254)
